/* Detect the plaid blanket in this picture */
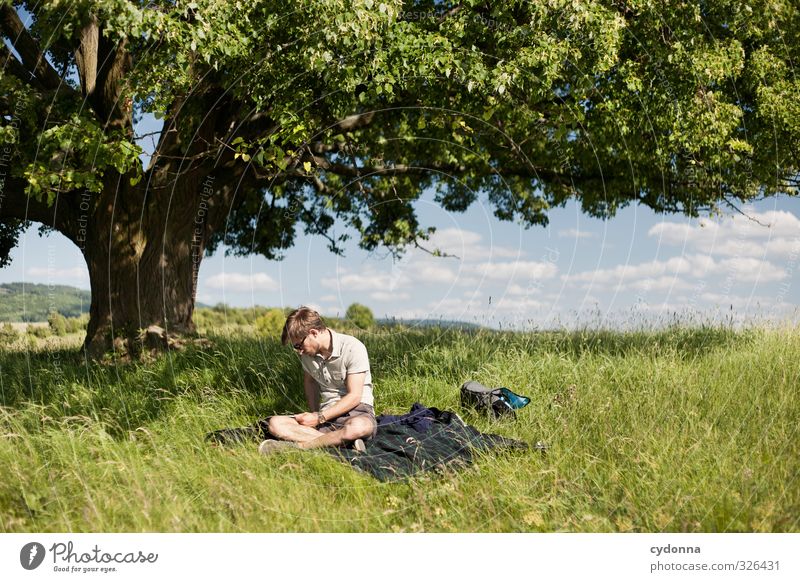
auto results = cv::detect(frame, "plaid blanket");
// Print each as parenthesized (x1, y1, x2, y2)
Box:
(335, 404, 532, 481)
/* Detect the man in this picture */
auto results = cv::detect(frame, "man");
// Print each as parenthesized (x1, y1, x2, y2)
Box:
(259, 306, 377, 455)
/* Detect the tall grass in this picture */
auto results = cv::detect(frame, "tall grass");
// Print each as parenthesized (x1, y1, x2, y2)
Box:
(0, 325, 798, 532)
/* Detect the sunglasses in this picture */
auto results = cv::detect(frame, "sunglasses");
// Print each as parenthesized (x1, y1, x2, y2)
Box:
(292, 336, 307, 350)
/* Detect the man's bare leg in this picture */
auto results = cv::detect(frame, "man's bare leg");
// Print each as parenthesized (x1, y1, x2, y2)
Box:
(267, 416, 324, 443)
(297, 416, 374, 450)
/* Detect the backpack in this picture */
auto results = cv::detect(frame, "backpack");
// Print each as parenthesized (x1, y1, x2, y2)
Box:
(460, 381, 531, 418)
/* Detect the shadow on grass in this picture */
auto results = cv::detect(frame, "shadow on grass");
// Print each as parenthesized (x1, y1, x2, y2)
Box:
(0, 337, 301, 438)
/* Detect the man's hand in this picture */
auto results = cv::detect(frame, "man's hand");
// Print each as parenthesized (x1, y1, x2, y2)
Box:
(294, 412, 319, 427)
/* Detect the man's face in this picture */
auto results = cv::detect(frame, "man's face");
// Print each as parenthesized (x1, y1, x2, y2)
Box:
(293, 328, 322, 356)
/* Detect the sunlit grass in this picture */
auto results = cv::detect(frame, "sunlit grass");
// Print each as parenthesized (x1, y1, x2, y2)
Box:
(0, 325, 798, 532)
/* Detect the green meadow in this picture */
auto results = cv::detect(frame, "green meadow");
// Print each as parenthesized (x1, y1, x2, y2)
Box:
(1, 325, 798, 532)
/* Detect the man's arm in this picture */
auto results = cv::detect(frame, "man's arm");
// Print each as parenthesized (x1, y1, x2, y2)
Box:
(315, 371, 365, 422)
(303, 371, 320, 412)
(295, 372, 323, 427)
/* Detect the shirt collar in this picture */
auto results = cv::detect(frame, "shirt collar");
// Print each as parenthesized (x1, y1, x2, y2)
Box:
(327, 329, 342, 360)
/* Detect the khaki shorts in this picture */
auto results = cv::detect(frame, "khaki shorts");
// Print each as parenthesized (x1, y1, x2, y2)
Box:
(317, 403, 378, 440)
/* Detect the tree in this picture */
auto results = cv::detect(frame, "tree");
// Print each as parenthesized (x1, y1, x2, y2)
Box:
(47, 311, 68, 336)
(346, 303, 375, 330)
(0, 321, 18, 344)
(0, 1, 797, 357)
(254, 307, 286, 339)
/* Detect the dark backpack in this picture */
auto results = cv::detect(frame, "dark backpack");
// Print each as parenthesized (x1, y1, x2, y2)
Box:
(460, 381, 531, 418)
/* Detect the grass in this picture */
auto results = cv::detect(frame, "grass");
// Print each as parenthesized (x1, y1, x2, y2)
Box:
(0, 325, 798, 532)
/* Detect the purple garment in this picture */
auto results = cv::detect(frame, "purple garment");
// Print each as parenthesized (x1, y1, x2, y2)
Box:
(376, 402, 438, 433)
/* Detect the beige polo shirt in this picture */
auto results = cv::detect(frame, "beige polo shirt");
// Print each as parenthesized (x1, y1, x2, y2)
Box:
(299, 329, 374, 413)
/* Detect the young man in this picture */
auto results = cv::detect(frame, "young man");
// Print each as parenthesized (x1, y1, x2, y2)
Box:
(259, 306, 377, 455)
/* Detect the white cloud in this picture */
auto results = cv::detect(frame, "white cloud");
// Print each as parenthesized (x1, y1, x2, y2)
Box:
(648, 210, 800, 258)
(370, 291, 411, 302)
(196, 293, 214, 303)
(467, 260, 559, 282)
(426, 227, 521, 261)
(205, 272, 278, 291)
(490, 296, 548, 311)
(562, 254, 786, 289)
(323, 229, 546, 297)
(320, 294, 338, 302)
(414, 264, 460, 284)
(507, 283, 534, 295)
(713, 257, 786, 282)
(697, 292, 775, 306)
(317, 305, 342, 317)
(325, 260, 461, 291)
(558, 228, 594, 239)
(628, 276, 693, 292)
(761, 238, 800, 256)
(564, 257, 692, 286)
(27, 266, 88, 280)
(323, 268, 406, 292)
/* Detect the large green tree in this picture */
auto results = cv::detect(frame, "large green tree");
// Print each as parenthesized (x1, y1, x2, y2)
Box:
(0, 0, 798, 356)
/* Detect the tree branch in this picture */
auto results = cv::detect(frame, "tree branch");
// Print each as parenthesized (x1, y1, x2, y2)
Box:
(438, 6, 463, 23)
(0, 4, 62, 90)
(74, 15, 99, 97)
(329, 111, 376, 133)
(309, 174, 334, 194)
(0, 176, 82, 241)
(90, 35, 132, 131)
(308, 141, 342, 155)
(413, 238, 460, 259)
(308, 156, 467, 177)
(0, 43, 38, 88)
(720, 196, 771, 227)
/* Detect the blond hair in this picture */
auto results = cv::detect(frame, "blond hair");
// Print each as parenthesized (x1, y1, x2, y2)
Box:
(281, 306, 327, 345)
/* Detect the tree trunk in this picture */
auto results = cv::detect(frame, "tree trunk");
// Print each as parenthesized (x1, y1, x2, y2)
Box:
(82, 171, 211, 359)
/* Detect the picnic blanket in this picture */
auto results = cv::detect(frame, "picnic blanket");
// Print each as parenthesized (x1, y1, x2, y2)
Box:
(206, 403, 535, 481)
(338, 403, 531, 481)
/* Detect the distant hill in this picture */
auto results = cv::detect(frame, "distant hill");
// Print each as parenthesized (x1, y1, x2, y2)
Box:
(0, 283, 90, 321)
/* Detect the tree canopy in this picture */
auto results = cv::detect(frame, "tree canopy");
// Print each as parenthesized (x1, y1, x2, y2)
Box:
(0, 0, 798, 353)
